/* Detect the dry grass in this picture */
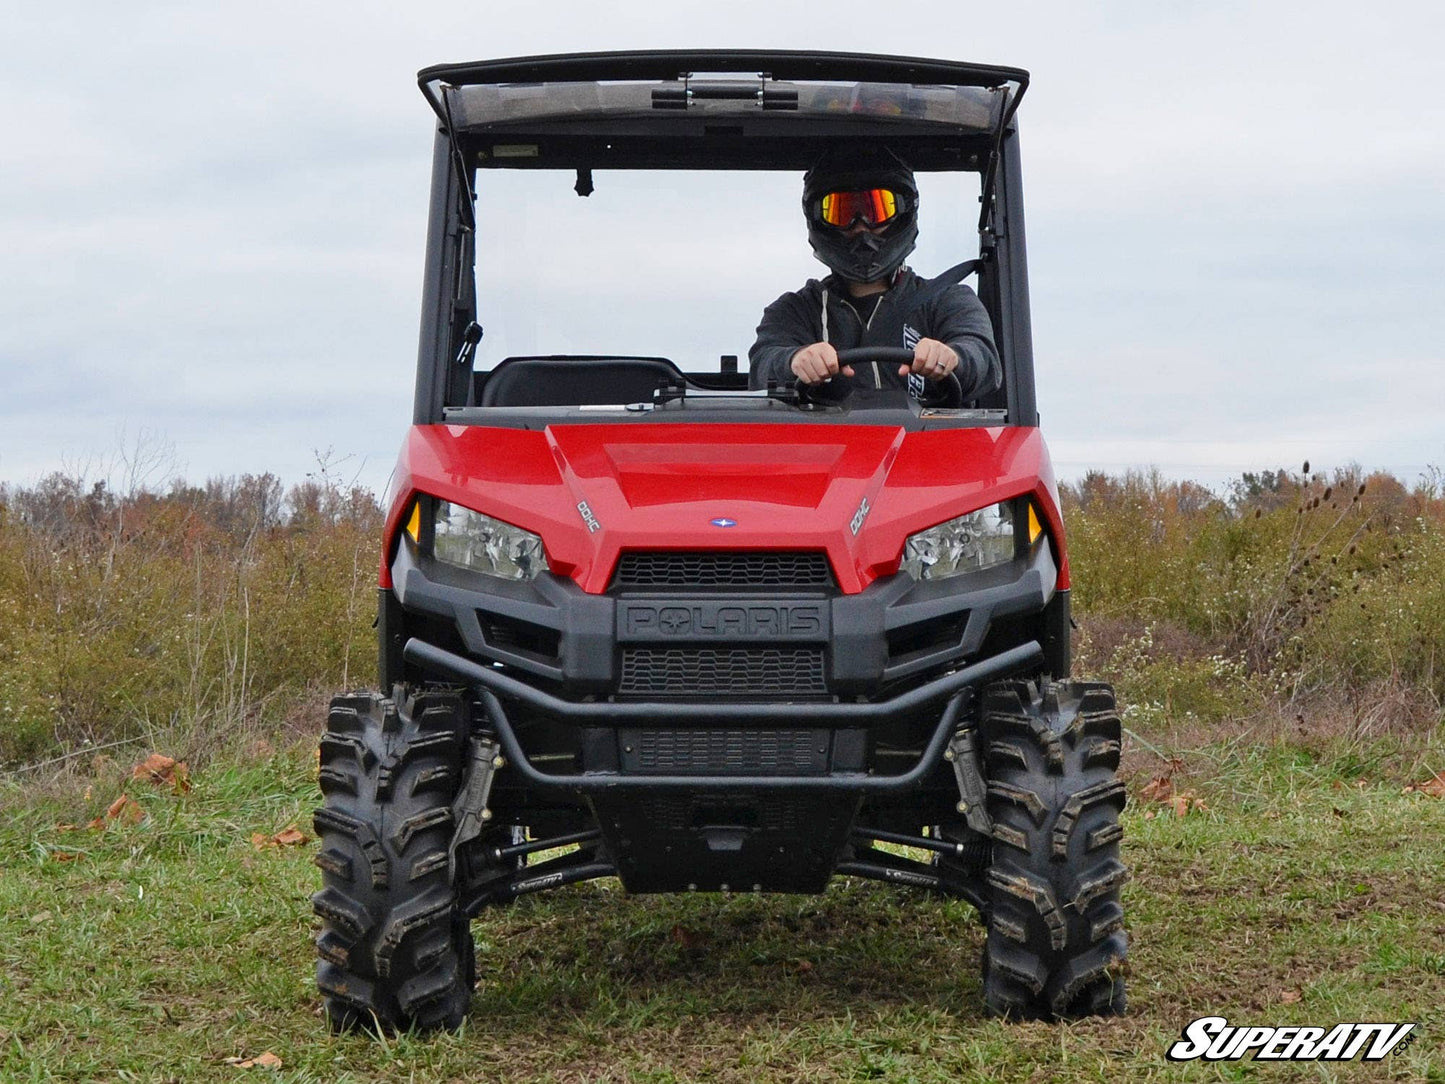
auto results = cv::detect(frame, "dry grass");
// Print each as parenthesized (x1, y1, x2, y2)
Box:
(1, 735, 1442, 1082)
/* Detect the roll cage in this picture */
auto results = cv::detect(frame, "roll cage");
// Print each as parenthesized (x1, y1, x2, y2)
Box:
(412, 50, 1036, 429)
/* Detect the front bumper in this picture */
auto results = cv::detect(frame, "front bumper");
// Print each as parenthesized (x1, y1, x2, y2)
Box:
(392, 542, 1058, 892)
(406, 638, 1040, 792)
(388, 538, 1060, 697)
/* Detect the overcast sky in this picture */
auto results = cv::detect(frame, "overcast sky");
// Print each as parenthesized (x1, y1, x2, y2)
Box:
(3, 1, 1442, 496)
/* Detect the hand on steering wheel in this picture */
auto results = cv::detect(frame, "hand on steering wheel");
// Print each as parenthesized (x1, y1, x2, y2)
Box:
(905, 338, 961, 382)
(789, 342, 854, 385)
(793, 345, 965, 408)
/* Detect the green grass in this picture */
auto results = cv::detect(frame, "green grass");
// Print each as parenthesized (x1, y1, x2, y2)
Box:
(2, 736, 1443, 1083)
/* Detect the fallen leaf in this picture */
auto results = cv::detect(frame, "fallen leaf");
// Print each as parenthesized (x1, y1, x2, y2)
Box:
(1141, 775, 1174, 804)
(670, 924, 703, 950)
(55, 823, 79, 832)
(1165, 790, 1207, 817)
(131, 753, 191, 794)
(1404, 771, 1445, 798)
(226, 1051, 283, 1070)
(30, 911, 52, 924)
(789, 958, 815, 975)
(88, 794, 144, 829)
(1280, 988, 1302, 1004)
(1140, 758, 1187, 804)
(50, 850, 81, 863)
(252, 826, 310, 850)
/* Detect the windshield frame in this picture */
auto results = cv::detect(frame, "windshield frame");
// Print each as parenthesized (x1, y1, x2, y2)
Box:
(411, 51, 1037, 432)
(438, 400, 1011, 432)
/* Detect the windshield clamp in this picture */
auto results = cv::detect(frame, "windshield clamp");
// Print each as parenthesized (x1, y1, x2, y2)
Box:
(652, 73, 798, 111)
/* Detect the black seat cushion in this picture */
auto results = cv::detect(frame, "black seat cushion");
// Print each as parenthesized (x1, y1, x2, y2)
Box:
(480, 356, 685, 407)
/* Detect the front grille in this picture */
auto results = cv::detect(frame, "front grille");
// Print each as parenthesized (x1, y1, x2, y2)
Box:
(618, 647, 827, 696)
(614, 551, 833, 589)
(619, 728, 828, 775)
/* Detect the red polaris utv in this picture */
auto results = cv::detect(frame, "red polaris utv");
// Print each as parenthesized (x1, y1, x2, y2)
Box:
(313, 50, 1127, 1032)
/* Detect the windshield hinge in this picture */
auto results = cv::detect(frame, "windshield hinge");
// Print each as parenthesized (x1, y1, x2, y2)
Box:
(652, 73, 798, 111)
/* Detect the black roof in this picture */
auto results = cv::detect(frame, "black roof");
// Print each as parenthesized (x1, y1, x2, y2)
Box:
(417, 50, 1028, 173)
(418, 49, 1027, 94)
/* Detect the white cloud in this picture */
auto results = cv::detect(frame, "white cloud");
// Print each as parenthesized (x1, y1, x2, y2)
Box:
(2, 0, 1442, 493)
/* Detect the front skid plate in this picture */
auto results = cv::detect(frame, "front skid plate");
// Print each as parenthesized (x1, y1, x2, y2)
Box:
(589, 792, 860, 893)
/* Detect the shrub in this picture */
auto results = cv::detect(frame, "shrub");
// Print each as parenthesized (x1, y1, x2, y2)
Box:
(1064, 465, 1445, 709)
(0, 472, 380, 765)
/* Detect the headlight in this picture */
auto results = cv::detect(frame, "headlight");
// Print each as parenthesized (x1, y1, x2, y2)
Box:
(901, 502, 1021, 581)
(432, 501, 549, 581)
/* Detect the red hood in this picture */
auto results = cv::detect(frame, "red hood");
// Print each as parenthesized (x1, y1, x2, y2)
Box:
(384, 422, 1065, 594)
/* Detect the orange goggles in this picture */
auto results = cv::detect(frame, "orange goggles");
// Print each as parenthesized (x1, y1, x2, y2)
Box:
(818, 188, 902, 228)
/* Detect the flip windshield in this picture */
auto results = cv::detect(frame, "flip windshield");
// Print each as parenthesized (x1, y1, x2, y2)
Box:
(470, 169, 977, 379)
(420, 57, 1027, 425)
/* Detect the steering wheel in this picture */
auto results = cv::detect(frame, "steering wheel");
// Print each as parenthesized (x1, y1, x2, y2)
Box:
(795, 347, 964, 408)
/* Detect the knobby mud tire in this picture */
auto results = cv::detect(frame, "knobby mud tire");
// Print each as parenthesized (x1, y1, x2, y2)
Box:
(979, 679, 1128, 1018)
(312, 687, 472, 1033)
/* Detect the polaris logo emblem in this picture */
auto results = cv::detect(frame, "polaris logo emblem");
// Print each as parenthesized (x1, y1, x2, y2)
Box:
(710, 517, 738, 528)
(577, 501, 601, 533)
(622, 603, 824, 641)
(850, 497, 870, 536)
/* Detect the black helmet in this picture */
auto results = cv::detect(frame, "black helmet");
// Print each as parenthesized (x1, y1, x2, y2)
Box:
(801, 147, 919, 284)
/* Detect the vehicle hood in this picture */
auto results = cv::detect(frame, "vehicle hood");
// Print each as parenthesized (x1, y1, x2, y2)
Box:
(387, 422, 1061, 593)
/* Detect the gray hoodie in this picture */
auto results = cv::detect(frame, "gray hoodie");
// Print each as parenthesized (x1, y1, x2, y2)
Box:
(747, 268, 1001, 398)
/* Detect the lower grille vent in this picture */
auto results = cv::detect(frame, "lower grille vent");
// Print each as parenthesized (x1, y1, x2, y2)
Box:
(618, 647, 826, 696)
(619, 728, 828, 775)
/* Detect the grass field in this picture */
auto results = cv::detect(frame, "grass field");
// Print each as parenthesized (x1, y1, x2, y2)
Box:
(3, 728, 1442, 1083)
(3, 466, 1442, 1079)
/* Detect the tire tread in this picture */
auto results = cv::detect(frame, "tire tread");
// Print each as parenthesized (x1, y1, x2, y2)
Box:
(979, 678, 1128, 1019)
(311, 688, 472, 1033)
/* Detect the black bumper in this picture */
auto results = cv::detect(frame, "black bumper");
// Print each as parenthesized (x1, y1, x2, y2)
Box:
(406, 638, 1041, 793)
(387, 538, 1061, 696)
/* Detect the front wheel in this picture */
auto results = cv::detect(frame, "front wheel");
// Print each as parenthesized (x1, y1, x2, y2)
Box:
(312, 687, 471, 1032)
(979, 678, 1128, 1017)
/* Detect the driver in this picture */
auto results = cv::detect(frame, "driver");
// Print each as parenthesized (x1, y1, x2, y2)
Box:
(748, 147, 1001, 400)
